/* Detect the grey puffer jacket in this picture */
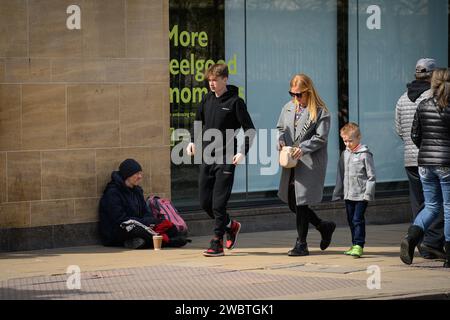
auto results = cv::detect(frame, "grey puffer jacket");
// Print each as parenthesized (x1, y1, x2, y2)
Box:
(395, 80, 432, 167)
(332, 145, 376, 202)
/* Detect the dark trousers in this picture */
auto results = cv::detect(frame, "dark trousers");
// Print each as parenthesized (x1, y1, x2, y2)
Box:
(199, 163, 236, 237)
(345, 200, 368, 248)
(288, 171, 322, 243)
(405, 166, 444, 249)
(406, 166, 425, 217)
(119, 225, 154, 248)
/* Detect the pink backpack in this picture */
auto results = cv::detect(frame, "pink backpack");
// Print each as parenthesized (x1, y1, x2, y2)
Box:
(146, 196, 188, 234)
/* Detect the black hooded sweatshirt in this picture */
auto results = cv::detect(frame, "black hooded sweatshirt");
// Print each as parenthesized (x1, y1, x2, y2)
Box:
(191, 85, 255, 163)
(98, 171, 160, 246)
(407, 80, 430, 102)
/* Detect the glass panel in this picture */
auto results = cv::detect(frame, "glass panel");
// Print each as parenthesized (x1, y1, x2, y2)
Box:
(225, 0, 247, 194)
(169, 0, 226, 205)
(348, 0, 448, 182)
(241, 0, 339, 192)
(170, 0, 448, 207)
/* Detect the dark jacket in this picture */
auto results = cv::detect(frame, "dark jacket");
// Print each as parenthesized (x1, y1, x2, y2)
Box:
(407, 80, 431, 103)
(191, 85, 255, 163)
(411, 97, 450, 167)
(98, 171, 160, 246)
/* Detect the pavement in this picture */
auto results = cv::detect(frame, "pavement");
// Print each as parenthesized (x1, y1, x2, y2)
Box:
(0, 223, 449, 300)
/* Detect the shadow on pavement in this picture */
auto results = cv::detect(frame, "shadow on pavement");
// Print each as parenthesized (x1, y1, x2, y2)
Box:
(0, 287, 107, 300)
(0, 246, 130, 260)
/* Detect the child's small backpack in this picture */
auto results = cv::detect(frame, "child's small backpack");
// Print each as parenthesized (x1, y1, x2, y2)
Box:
(146, 196, 188, 235)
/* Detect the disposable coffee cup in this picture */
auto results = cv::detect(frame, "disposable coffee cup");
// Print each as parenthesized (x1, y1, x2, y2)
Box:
(152, 235, 163, 250)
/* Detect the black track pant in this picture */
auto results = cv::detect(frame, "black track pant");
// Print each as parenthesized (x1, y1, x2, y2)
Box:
(199, 163, 236, 237)
(118, 225, 154, 248)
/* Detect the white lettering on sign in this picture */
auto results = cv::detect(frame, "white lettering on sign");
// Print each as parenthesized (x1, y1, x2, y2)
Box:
(66, 5, 81, 30)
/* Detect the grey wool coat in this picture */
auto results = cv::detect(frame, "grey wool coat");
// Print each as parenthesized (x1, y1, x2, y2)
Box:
(276, 101, 331, 206)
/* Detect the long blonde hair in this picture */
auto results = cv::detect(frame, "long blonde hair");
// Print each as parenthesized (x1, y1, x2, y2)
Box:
(290, 74, 328, 122)
(431, 68, 450, 109)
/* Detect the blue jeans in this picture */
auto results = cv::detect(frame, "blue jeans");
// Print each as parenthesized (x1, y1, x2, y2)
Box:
(414, 166, 450, 242)
(345, 200, 368, 248)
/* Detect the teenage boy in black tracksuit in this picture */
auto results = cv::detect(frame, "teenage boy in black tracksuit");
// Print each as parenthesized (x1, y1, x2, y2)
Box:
(187, 63, 255, 257)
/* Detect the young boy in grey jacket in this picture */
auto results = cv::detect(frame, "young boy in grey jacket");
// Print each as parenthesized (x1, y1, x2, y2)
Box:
(332, 123, 376, 257)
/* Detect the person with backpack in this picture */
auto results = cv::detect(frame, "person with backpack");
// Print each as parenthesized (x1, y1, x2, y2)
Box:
(186, 63, 256, 257)
(99, 158, 188, 249)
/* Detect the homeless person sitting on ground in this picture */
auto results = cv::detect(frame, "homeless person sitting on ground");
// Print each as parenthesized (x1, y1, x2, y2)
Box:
(99, 158, 189, 249)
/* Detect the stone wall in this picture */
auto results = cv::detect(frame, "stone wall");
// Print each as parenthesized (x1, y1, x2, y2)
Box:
(0, 0, 170, 233)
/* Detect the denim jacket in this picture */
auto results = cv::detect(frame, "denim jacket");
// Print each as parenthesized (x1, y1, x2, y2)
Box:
(332, 145, 376, 202)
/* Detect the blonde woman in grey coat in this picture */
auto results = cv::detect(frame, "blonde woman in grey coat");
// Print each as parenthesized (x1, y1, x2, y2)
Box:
(277, 74, 336, 256)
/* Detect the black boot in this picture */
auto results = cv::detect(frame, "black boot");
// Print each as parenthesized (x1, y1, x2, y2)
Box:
(288, 239, 309, 256)
(418, 243, 446, 260)
(400, 225, 424, 265)
(444, 242, 450, 268)
(316, 221, 336, 250)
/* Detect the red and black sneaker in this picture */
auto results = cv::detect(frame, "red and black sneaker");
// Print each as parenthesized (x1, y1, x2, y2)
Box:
(203, 238, 224, 257)
(226, 220, 241, 250)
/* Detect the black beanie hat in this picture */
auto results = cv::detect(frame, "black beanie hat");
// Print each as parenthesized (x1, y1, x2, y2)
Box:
(119, 158, 142, 180)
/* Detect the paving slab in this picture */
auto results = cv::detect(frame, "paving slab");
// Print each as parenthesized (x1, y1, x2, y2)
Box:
(0, 223, 449, 300)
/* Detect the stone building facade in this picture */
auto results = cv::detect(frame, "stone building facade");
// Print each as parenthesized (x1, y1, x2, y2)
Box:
(0, 0, 170, 250)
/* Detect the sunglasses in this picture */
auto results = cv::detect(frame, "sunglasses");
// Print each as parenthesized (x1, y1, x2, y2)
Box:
(289, 91, 305, 98)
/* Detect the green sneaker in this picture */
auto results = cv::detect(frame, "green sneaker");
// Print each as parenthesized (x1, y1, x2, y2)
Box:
(350, 245, 363, 258)
(344, 246, 354, 255)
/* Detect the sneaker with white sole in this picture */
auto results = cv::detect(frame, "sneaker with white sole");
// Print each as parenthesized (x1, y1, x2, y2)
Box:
(203, 238, 224, 257)
(226, 220, 241, 250)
